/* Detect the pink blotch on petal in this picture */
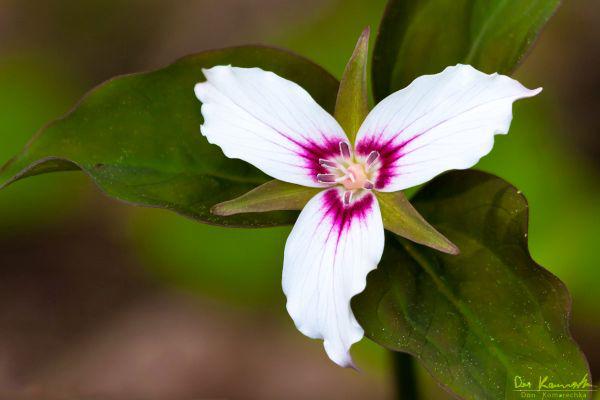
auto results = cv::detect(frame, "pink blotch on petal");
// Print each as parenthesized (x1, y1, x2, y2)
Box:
(320, 189, 374, 238)
(355, 135, 418, 189)
(283, 134, 344, 183)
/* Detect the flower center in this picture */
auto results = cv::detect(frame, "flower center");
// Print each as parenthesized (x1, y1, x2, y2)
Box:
(342, 164, 368, 190)
(316, 141, 380, 204)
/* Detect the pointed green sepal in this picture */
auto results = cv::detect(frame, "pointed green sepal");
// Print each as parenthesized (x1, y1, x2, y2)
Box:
(376, 191, 459, 255)
(334, 27, 370, 142)
(212, 179, 320, 216)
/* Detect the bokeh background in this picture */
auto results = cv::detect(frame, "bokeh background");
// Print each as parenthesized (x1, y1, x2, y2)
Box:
(0, 0, 598, 399)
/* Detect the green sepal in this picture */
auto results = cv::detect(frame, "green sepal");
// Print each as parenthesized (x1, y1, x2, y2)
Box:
(212, 180, 320, 216)
(334, 27, 371, 142)
(376, 191, 459, 255)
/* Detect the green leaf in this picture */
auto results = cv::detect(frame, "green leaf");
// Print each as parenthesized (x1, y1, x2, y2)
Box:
(212, 180, 320, 216)
(0, 46, 339, 228)
(353, 170, 590, 400)
(372, 0, 560, 101)
(376, 191, 458, 255)
(334, 27, 371, 142)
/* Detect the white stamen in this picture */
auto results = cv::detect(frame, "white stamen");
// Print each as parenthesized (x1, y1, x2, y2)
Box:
(343, 191, 353, 206)
(366, 151, 380, 167)
(319, 159, 338, 169)
(315, 141, 380, 195)
(337, 164, 349, 175)
(339, 141, 352, 159)
(317, 174, 337, 183)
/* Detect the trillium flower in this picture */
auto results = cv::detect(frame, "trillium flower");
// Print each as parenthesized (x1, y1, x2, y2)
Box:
(194, 64, 540, 367)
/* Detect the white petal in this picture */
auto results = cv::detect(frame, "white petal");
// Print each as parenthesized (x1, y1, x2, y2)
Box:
(354, 64, 541, 191)
(282, 188, 384, 367)
(195, 66, 348, 187)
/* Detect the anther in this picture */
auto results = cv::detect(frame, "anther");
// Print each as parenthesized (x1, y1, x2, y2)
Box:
(363, 181, 374, 190)
(343, 191, 353, 206)
(317, 174, 337, 183)
(339, 141, 352, 159)
(319, 159, 338, 169)
(366, 151, 380, 167)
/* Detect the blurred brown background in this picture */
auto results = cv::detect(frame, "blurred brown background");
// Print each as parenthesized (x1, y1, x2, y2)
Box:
(0, 0, 599, 399)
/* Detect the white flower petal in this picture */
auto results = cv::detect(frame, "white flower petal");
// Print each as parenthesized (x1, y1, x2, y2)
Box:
(195, 66, 348, 187)
(354, 64, 542, 191)
(282, 188, 384, 367)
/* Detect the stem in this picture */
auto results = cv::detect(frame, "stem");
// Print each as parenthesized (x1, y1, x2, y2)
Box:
(393, 351, 419, 400)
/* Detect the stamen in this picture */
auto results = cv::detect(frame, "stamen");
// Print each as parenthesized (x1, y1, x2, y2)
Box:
(339, 141, 352, 159)
(317, 174, 337, 183)
(366, 150, 380, 167)
(319, 158, 338, 169)
(363, 181, 374, 190)
(343, 190, 353, 206)
(337, 164, 349, 175)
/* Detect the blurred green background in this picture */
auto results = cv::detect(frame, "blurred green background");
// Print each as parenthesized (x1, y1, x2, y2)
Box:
(0, 0, 598, 399)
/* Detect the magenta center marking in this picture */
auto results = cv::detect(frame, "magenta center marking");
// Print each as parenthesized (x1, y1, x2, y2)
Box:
(321, 188, 374, 236)
(305, 139, 379, 204)
(355, 134, 417, 189)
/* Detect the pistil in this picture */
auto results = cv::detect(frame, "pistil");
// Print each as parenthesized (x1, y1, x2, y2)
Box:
(341, 164, 368, 190)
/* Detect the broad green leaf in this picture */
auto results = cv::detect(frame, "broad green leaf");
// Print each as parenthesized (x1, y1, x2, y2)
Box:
(334, 27, 370, 142)
(353, 170, 590, 400)
(0, 46, 339, 227)
(212, 180, 319, 216)
(376, 191, 458, 255)
(0, 56, 84, 233)
(372, 0, 560, 101)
